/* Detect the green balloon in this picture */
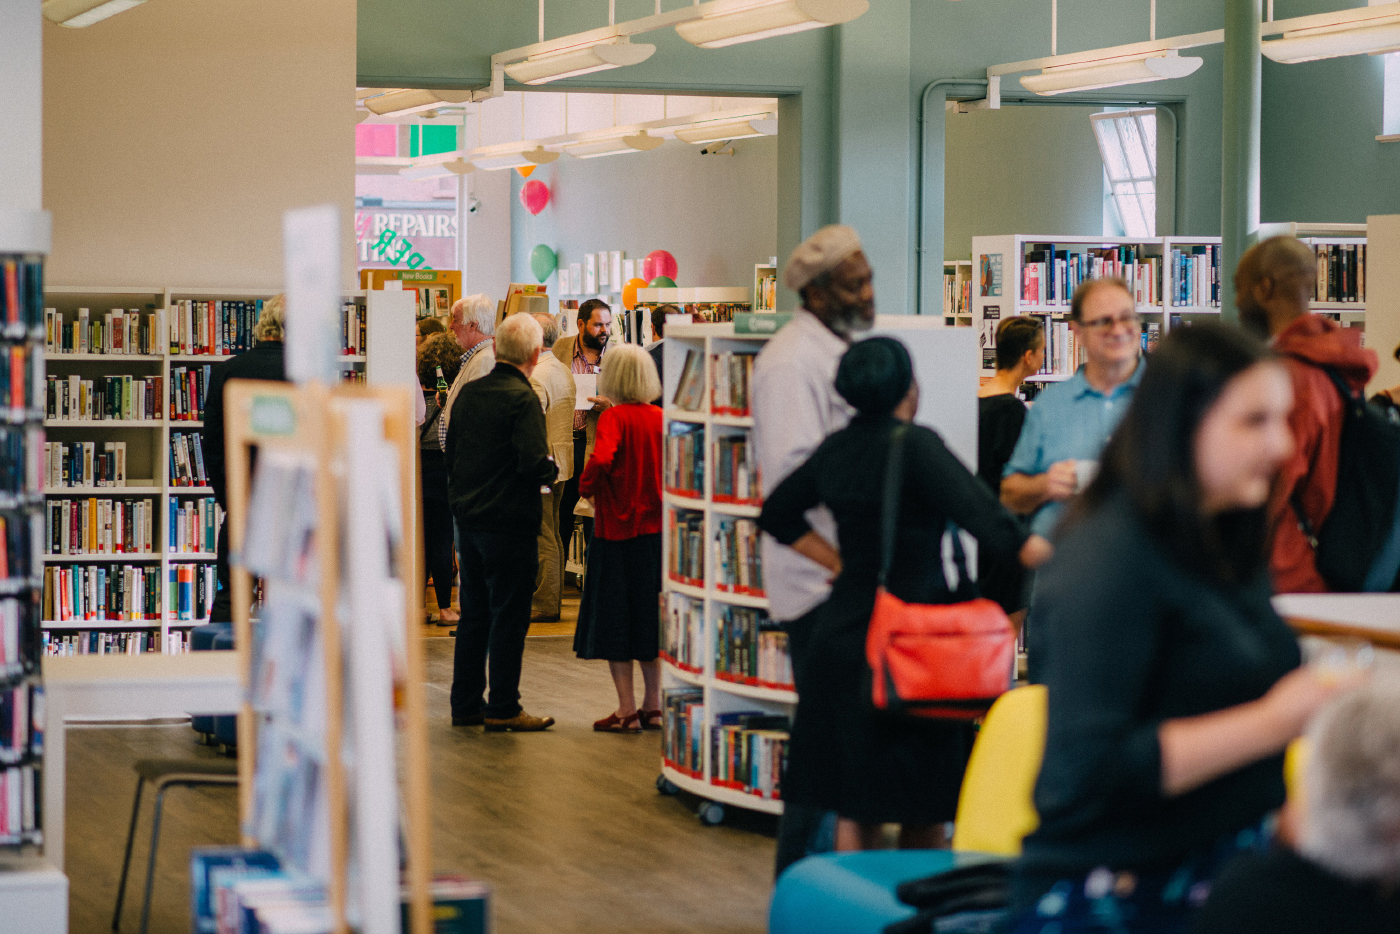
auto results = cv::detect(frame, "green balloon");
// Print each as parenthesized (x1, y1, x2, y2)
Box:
(647, 276, 677, 289)
(530, 244, 557, 283)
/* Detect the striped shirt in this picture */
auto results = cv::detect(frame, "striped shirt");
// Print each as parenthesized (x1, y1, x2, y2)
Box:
(438, 341, 493, 453)
(571, 338, 605, 432)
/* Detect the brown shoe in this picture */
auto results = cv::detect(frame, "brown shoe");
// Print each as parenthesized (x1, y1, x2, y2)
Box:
(483, 712, 555, 732)
(530, 612, 561, 622)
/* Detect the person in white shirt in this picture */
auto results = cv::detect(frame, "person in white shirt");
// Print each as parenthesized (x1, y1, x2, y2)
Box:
(528, 312, 577, 622)
(752, 224, 874, 877)
(438, 293, 498, 452)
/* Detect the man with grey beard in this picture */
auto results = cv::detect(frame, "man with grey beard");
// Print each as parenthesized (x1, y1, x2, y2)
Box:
(752, 224, 875, 878)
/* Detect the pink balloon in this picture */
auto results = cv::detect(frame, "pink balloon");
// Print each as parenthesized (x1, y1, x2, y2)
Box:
(520, 180, 550, 216)
(642, 250, 678, 282)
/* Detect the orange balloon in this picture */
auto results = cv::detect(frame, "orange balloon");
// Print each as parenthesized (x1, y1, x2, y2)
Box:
(517, 165, 535, 178)
(622, 277, 649, 311)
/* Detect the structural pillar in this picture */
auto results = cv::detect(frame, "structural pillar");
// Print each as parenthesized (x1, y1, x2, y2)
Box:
(1220, 0, 1262, 321)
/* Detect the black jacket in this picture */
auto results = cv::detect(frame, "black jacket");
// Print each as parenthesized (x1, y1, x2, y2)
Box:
(445, 362, 555, 533)
(202, 341, 287, 507)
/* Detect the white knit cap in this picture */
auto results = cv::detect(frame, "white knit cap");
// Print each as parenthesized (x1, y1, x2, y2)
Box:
(783, 225, 863, 292)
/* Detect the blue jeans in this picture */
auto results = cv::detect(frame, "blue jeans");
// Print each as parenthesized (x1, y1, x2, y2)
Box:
(450, 526, 539, 720)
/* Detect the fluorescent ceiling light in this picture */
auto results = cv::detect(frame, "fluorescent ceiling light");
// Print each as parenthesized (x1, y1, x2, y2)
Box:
(1020, 50, 1203, 96)
(675, 0, 869, 49)
(471, 152, 535, 171)
(674, 119, 776, 144)
(504, 38, 656, 85)
(399, 164, 458, 180)
(564, 139, 638, 159)
(623, 130, 665, 151)
(1262, 18, 1400, 64)
(363, 88, 478, 116)
(523, 146, 561, 164)
(43, 0, 145, 27)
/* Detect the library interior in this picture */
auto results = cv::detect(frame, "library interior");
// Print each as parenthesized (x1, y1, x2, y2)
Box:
(5, 0, 1400, 932)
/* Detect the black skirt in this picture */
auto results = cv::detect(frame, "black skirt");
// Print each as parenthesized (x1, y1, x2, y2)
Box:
(573, 533, 662, 662)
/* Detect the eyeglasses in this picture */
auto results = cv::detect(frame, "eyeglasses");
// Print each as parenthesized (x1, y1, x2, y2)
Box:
(1078, 312, 1141, 332)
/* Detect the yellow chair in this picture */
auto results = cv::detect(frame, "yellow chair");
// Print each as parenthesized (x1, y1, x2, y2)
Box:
(951, 684, 1048, 855)
(1284, 736, 1309, 802)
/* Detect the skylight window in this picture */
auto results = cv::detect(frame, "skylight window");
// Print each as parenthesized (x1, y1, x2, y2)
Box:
(1092, 109, 1157, 238)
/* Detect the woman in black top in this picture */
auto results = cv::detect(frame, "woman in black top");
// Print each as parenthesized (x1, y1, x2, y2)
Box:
(418, 332, 463, 625)
(759, 338, 1050, 851)
(1007, 324, 1360, 934)
(976, 316, 1044, 616)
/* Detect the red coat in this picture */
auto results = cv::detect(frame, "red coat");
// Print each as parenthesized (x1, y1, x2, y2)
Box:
(580, 402, 663, 541)
(1269, 315, 1377, 593)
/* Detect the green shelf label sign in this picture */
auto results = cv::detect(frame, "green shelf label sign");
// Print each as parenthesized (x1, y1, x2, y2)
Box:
(733, 312, 792, 335)
(397, 270, 439, 281)
(250, 395, 296, 436)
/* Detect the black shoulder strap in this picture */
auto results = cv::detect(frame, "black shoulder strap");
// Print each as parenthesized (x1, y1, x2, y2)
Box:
(878, 424, 909, 586)
(1283, 355, 1358, 545)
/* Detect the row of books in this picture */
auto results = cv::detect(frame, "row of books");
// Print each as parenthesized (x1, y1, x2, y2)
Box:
(1, 426, 43, 497)
(170, 299, 265, 356)
(43, 440, 128, 489)
(685, 303, 748, 325)
(0, 343, 40, 413)
(662, 687, 705, 777)
(341, 298, 368, 355)
(668, 509, 705, 587)
(756, 275, 777, 312)
(41, 628, 188, 655)
(0, 513, 37, 582)
(1168, 245, 1220, 307)
(1, 260, 45, 337)
(1021, 245, 1161, 307)
(0, 763, 38, 844)
(1314, 243, 1365, 303)
(45, 374, 163, 421)
(1037, 320, 1081, 377)
(944, 270, 971, 318)
(664, 424, 704, 498)
(0, 683, 39, 765)
(671, 350, 706, 412)
(171, 431, 211, 486)
(710, 712, 789, 800)
(42, 563, 162, 621)
(170, 496, 222, 554)
(45, 307, 162, 355)
(170, 364, 214, 421)
(45, 496, 156, 555)
(711, 351, 756, 417)
(0, 597, 39, 681)
(714, 516, 764, 596)
(713, 434, 759, 505)
(661, 593, 704, 673)
(715, 606, 792, 689)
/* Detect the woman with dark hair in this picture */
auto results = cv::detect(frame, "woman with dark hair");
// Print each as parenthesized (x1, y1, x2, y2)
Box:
(977, 316, 1045, 618)
(418, 331, 464, 625)
(758, 337, 1050, 851)
(1007, 323, 1362, 934)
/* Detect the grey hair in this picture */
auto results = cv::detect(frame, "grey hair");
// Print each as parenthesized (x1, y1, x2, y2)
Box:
(1298, 679, 1400, 885)
(531, 311, 560, 348)
(494, 312, 543, 366)
(253, 294, 286, 342)
(453, 292, 496, 337)
(598, 343, 661, 405)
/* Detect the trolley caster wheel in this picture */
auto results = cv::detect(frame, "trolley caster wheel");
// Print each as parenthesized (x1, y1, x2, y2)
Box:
(656, 774, 680, 796)
(698, 802, 726, 826)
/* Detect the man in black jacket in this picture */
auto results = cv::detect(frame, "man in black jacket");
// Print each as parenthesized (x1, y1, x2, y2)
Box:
(202, 295, 288, 623)
(447, 313, 558, 732)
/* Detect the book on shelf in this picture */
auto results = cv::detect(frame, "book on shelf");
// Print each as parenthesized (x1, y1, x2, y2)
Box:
(41, 628, 179, 655)
(1167, 244, 1220, 307)
(0, 513, 37, 582)
(169, 298, 264, 356)
(661, 686, 705, 778)
(980, 305, 1000, 370)
(0, 342, 41, 414)
(45, 440, 127, 488)
(667, 508, 705, 587)
(169, 364, 214, 421)
(710, 351, 756, 417)
(2, 425, 44, 498)
(170, 431, 210, 486)
(756, 275, 777, 311)
(0, 682, 40, 766)
(661, 592, 704, 673)
(341, 297, 367, 354)
(45, 374, 163, 421)
(0, 597, 40, 682)
(713, 434, 759, 505)
(168, 562, 217, 621)
(42, 563, 161, 621)
(714, 516, 763, 596)
(0, 763, 39, 843)
(671, 350, 706, 412)
(664, 423, 704, 498)
(1313, 243, 1365, 303)
(1037, 320, 1081, 377)
(710, 712, 789, 799)
(45, 496, 155, 555)
(168, 496, 222, 554)
(944, 269, 971, 318)
(714, 605, 792, 689)
(1022, 244, 1161, 307)
(45, 307, 164, 355)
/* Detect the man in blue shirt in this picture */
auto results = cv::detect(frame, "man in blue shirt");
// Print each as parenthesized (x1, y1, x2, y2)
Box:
(1001, 278, 1144, 539)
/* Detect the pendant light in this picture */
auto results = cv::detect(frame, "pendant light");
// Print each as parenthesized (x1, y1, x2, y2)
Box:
(675, 0, 869, 49)
(1262, 2, 1400, 63)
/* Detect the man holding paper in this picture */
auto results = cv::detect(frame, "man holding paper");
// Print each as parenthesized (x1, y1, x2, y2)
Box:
(552, 298, 613, 562)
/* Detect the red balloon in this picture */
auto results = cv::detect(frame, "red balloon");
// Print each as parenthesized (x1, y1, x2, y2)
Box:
(642, 250, 678, 282)
(520, 179, 550, 216)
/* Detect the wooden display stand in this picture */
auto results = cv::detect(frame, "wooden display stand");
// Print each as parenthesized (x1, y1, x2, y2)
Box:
(223, 379, 431, 934)
(360, 269, 461, 320)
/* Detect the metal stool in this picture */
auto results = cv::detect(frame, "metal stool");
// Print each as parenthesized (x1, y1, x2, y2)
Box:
(112, 757, 239, 934)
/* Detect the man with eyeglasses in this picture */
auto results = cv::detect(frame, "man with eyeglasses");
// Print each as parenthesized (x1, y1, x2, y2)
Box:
(1000, 278, 1144, 540)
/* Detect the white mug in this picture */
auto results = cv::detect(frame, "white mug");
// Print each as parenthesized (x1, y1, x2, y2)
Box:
(1074, 459, 1099, 493)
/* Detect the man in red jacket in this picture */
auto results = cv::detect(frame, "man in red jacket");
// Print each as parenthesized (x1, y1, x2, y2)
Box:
(1236, 236, 1377, 593)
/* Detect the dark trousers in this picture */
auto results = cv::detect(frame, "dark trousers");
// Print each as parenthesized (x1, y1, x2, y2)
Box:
(450, 526, 539, 721)
(423, 497, 456, 610)
(559, 430, 593, 565)
(774, 606, 836, 878)
(210, 519, 232, 624)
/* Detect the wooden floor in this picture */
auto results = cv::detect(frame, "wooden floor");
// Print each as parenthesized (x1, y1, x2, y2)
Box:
(67, 586, 777, 934)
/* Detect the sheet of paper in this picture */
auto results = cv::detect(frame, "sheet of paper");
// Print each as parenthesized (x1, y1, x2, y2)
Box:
(574, 373, 597, 410)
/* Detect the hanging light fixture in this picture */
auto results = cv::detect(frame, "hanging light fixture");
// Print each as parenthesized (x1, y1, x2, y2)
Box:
(470, 152, 536, 171)
(564, 138, 640, 159)
(622, 130, 666, 151)
(442, 160, 475, 175)
(505, 37, 657, 85)
(363, 89, 478, 117)
(399, 164, 459, 180)
(522, 146, 561, 164)
(674, 118, 777, 144)
(42, 0, 145, 27)
(1020, 49, 1203, 95)
(1262, 3, 1400, 64)
(675, 0, 869, 49)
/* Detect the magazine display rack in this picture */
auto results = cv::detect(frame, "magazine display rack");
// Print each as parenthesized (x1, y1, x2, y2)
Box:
(223, 379, 430, 934)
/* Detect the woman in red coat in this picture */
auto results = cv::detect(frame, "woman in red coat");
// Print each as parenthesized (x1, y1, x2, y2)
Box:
(574, 344, 665, 733)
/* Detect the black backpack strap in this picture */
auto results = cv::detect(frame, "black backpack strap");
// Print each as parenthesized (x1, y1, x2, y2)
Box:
(1281, 355, 1355, 548)
(878, 424, 909, 587)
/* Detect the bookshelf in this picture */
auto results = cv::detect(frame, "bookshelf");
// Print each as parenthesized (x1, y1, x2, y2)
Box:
(39, 286, 377, 656)
(1259, 222, 1368, 329)
(943, 260, 972, 326)
(752, 262, 778, 313)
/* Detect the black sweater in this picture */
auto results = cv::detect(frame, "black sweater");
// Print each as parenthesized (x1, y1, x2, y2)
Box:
(445, 362, 555, 534)
(1018, 492, 1300, 890)
(201, 341, 286, 507)
(1192, 848, 1400, 934)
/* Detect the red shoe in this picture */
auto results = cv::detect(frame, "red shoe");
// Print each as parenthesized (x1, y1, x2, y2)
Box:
(593, 711, 642, 733)
(639, 709, 663, 730)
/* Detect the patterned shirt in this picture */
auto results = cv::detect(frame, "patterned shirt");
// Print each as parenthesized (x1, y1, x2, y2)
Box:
(571, 337, 605, 432)
(438, 341, 493, 453)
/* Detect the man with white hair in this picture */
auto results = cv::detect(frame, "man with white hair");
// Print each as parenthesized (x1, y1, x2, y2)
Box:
(528, 311, 577, 621)
(752, 224, 874, 877)
(446, 312, 558, 732)
(437, 292, 498, 452)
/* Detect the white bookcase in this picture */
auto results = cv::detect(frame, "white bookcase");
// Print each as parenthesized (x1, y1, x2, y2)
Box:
(943, 260, 972, 326)
(752, 262, 777, 312)
(39, 286, 382, 655)
(1259, 221, 1368, 328)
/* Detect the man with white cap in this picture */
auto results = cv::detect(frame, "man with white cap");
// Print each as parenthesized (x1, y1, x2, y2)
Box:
(752, 224, 874, 877)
